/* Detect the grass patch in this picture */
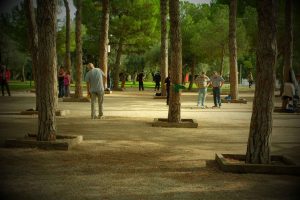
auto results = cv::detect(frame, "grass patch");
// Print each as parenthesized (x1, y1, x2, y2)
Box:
(8, 80, 254, 93)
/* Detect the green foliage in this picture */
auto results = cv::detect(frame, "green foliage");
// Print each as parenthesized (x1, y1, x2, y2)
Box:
(179, 1, 256, 79)
(110, 0, 160, 54)
(81, 0, 101, 62)
(124, 54, 145, 75)
(0, 3, 30, 79)
(56, 22, 77, 64)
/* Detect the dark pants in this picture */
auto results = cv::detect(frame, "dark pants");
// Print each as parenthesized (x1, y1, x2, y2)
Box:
(155, 81, 160, 91)
(58, 81, 65, 97)
(213, 87, 221, 107)
(139, 81, 144, 91)
(166, 87, 170, 105)
(249, 80, 253, 88)
(1, 80, 10, 96)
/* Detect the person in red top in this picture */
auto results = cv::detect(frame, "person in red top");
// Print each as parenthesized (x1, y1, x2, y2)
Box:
(64, 70, 71, 97)
(0, 64, 11, 96)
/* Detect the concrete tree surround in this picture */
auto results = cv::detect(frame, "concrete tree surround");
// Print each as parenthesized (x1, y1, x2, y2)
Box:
(215, 153, 300, 176)
(152, 118, 198, 128)
(5, 134, 83, 150)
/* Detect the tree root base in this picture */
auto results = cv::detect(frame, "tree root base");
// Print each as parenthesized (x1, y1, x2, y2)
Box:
(215, 153, 300, 175)
(4, 134, 83, 150)
(152, 118, 198, 128)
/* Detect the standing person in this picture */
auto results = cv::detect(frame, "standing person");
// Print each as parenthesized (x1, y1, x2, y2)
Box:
(154, 71, 161, 91)
(248, 72, 254, 88)
(120, 71, 126, 90)
(281, 81, 295, 111)
(58, 66, 65, 97)
(165, 75, 171, 105)
(137, 71, 144, 91)
(85, 63, 106, 119)
(64, 70, 71, 97)
(195, 72, 210, 108)
(0, 65, 11, 96)
(210, 71, 225, 108)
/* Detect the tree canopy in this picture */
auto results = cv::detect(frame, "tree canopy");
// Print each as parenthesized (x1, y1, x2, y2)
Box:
(0, 0, 299, 80)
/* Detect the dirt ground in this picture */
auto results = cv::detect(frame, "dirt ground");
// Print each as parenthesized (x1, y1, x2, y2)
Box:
(0, 88, 300, 200)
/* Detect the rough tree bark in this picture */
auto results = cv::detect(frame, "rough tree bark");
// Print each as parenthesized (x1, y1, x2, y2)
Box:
(246, 0, 277, 164)
(24, 0, 39, 111)
(99, 0, 109, 89)
(113, 37, 123, 90)
(21, 62, 26, 82)
(168, 0, 182, 123)
(160, 0, 168, 96)
(283, 0, 293, 82)
(37, 0, 58, 141)
(220, 43, 225, 76)
(63, 0, 71, 73)
(75, 0, 83, 98)
(229, 0, 238, 100)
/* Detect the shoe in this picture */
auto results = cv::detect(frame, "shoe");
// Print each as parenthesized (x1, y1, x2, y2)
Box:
(212, 105, 218, 108)
(98, 116, 104, 119)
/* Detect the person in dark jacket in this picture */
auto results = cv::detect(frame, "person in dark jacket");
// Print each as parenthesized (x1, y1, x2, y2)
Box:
(137, 71, 145, 91)
(0, 65, 11, 96)
(165, 76, 171, 105)
(154, 71, 161, 91)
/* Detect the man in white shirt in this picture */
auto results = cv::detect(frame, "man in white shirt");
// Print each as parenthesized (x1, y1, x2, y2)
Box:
(85, 63, 106, 119)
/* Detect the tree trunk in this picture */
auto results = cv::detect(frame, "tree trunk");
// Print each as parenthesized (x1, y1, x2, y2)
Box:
(75, 0, 83, 98)
(63, 0, 71, 73)
(246, 0, 277, 164)
(283, 0, 293, 82)
(21, 62, 26, 82)
(36, 0, 58, 141)
(220, 44, 225, 76)
(113, 37, 123, 90)
(99, 0, 109, 89)
(160, 0, 168, 96)
(168, 0, 182, 123)
(24, 0, 39, 111)
(188, 58, 195, 90)
(229, 0, 239, 100)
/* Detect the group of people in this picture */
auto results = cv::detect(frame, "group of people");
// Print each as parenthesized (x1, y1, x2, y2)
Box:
(65, 63, 300, 119)
(194, 71, 225, 109)
(134, 70, 225, 108)
(57, 67, 71, 98)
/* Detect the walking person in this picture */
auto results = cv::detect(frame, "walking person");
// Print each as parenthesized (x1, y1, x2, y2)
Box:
(0, 64, 11, 96)
(210, 71, 225, 108)
(58, 66, 65, 98)
(165, 75, 171, 105)
(137, 71, 144, 91)
(85, 63, 106, 119)
(154, 71, 161, 91)
(248, 72, 254, 88)
(64, 70, 71, 97)
(195, 72, 210, 108)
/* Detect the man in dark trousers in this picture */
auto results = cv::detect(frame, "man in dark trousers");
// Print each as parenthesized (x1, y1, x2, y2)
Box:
(165, 76, 171, 105)
(0, 64, 11, 96)
(137, 71, 144, 91)
(154, 71, 161, 91)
